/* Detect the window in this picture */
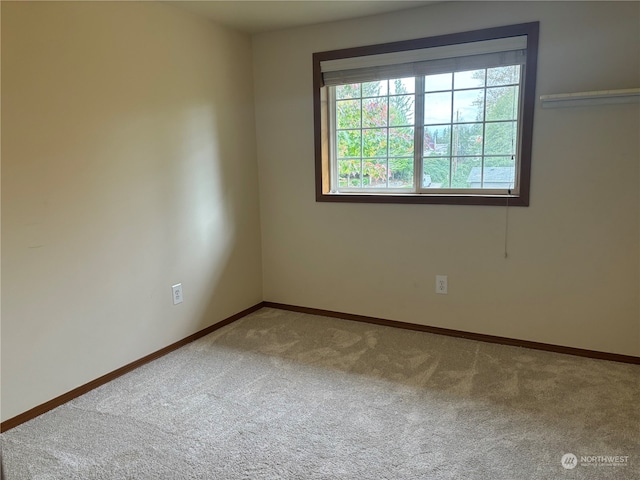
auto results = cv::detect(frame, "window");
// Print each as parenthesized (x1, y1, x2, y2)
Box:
(313, 23, 539, 206)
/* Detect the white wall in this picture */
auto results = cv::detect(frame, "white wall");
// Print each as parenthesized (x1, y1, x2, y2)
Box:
(253, 1, 640, 356)
(1, 1, 262, 421)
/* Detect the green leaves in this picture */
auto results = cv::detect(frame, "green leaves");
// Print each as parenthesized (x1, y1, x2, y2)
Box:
(422, 67, 520, 189)
(335, 78, 415, 188)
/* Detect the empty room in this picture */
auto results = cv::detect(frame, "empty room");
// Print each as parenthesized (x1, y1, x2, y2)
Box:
(1, 1, 639, 478)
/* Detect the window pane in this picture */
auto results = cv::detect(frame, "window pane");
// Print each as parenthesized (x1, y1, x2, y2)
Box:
(389, 127, 414, 156)
(362, 80, 388, 97)
(488, 160, 516, 189)
(337, 130, 361, 158)
(362, 97, 388, 127)
(389, 95, 415, 126)
(453, 89, 484, 123)
(363, 128, 388, 157)
(485, 155, 514, 168)
(389, 158, 414, 188)
(485, 86, 519, 121)
(338, 159, 362, 188)
(336, 83, 360, 100)
(453, 123, 483, 156)
(363, 159, 387, 188)
(452, 157, 482, 188)
(425, 73, 452, 92)
(487, 65, 520, 86)
(424, 125, 450, 157)
(336, 100, 361, 129)
(485, 122, 517, 155)
(425, 92, 452, 124)
(423, 158, 450, 188)
(390, 77, 415, 94)
(482, 164, 515, 189)
(454, 69, 485, 89)
(484, 156, 517, 189)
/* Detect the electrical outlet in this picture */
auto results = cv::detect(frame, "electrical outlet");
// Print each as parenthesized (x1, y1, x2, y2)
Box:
(436, 275, 448, 294)
(172, 283, 183, 305)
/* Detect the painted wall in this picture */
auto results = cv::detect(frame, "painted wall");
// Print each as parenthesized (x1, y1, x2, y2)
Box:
(1, 2, 262, 421)
(253, 1, 640, 356)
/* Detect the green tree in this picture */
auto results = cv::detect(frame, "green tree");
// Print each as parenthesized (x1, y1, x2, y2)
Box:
(474, 67, 519, 161)
(336, 79, 414, 188)
(449, 66, 520, 188)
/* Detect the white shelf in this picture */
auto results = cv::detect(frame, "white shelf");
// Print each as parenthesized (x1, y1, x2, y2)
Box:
(540, 88, 640, 108)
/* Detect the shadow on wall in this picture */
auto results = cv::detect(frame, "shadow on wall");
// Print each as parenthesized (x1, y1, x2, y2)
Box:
(1, 0, 261, 422)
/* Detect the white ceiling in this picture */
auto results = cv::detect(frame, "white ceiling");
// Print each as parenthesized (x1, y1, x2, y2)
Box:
(168, 1, 436, 34)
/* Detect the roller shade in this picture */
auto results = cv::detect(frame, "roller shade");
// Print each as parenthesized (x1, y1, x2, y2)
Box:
(321, 36, 527, 87)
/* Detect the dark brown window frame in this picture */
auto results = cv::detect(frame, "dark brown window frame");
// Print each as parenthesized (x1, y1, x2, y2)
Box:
(313, 22, 539, 206)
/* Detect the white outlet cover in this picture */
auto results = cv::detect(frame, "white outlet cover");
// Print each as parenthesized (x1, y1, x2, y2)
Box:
(436, 275, 448, 294)
(172, 284, 183, 305)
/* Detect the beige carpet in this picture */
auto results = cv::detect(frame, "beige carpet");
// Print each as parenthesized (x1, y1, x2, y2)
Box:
(2, 307, 639, 479)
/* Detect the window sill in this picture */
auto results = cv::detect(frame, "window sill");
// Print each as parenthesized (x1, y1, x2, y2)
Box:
(316, 192, 528, 206)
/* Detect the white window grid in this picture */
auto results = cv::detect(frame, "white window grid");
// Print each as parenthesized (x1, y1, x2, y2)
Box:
(329, 66, 524, 195)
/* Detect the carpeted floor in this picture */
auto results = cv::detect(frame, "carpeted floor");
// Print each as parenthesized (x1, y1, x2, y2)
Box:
(2, 307, 639, 479)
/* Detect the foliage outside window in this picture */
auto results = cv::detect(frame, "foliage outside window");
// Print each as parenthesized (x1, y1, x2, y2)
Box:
(313, 23, 539, 206)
